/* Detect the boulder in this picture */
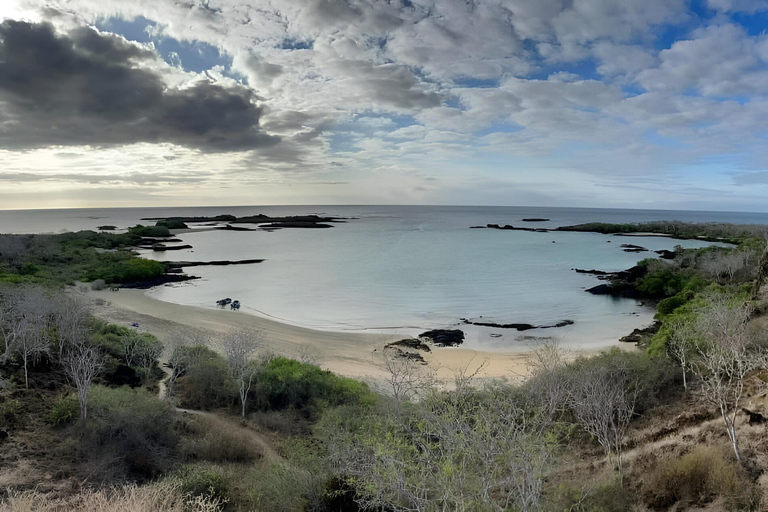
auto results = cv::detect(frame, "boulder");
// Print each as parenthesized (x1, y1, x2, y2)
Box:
(419, 329, 465, 347)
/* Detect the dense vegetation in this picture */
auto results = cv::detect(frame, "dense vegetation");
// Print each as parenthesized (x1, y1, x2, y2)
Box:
(1, 222, 768, 511)
(0, 229, 170, 286)
(558, 220, 768, 244)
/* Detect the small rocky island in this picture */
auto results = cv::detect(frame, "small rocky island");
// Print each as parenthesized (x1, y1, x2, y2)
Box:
(142, 213, 345, 230)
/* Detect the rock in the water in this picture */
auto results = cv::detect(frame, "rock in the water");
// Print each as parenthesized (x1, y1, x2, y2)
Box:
(521, 218, 549, 222)
(419, 329, 465, 347)
(655, 249, 676, 259)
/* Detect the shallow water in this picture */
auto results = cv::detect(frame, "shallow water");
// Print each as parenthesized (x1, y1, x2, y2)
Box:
(3, 205, 766, 352)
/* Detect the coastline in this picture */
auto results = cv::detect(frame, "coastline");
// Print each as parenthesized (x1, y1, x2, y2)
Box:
(84, 288, 544, 387)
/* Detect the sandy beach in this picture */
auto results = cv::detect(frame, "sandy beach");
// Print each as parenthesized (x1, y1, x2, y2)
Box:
(84, 288, 535, 389)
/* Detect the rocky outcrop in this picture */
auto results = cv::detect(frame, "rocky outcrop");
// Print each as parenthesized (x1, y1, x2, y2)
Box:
(460, 318, 574, 330)
(419, 329, 465, 347)
(619, 321, 661, 344)
(167, 259, 264, 268)
(621, 244, 648, 253)
(521, 218, 550, 222)
(142, 213, 344, 229)
(119, 274, 200, 289)
(655, 249, 677, 259)
(152, 244, 193, 251)
(471, 224, 550, 233)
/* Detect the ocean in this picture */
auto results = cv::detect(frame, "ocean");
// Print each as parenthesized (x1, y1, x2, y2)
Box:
(3, 205, 768, 352)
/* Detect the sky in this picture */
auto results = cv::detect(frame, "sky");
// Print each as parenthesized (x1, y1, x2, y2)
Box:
(1, 0, 768, 211)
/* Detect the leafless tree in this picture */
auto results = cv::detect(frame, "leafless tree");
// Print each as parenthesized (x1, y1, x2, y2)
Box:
(164, 331, 212, 400)
(220, 329, 262, 418)
(525, 339, 573, 422)
(50, 294, 91, 360)
(122, 332, 163, 372)
(689, 294, 760, 462)
(568, 363, 639, 479)
(296, 344, 321, 366)
(62, 343, 104, 427)
(380, 347, 435, 413)
(667, 321, 696, 392)
(0, 285, 54, 388)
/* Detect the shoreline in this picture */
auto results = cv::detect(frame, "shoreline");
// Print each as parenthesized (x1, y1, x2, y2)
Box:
(84, 288, 558, 387)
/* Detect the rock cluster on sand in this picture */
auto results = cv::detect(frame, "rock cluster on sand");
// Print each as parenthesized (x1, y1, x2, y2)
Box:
(418, 329, 465, 347)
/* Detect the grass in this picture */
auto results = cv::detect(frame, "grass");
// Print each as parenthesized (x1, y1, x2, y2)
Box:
(0, 480, 221, 512)
(179, 414, 262, 463)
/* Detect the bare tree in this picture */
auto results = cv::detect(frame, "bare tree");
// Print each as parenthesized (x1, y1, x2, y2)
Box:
(526, 339, 573, 423)
(667, 321, 696, 392)
(568, 363, 639, 480)
(164, 331, 212, 400)
(220, 329, 262, 418)
(50, 294, 91, 360)
(689, 294, 760, 462)
(0, 286, 53, 388)
(122, 332, 163, 373)
(62, 343, 104, 427)
(380, 347, 435, 413)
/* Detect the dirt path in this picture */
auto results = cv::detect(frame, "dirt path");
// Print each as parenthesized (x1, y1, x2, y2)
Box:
(158, 365, 283, 462)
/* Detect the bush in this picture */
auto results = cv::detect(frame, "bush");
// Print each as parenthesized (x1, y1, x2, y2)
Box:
(48, 394, 79, 427)
(657, 291, 693, 316)
(85, 385, 178, 476)
(175, 347, 236, 410)
(0, 399, 25, 429)
(254, 357, 375, 414)
(565, 348, 680, 413)
(156, 219, 189, 230)
(85, 254, 165, 284)
(548, 477, 634, 512)
(0, 481, 222, 512)
(645, 445, 755, 509)
(90, 279, 107, 291)
(129, 225, 171, 238)
(177, 466, 229, 504)
(180, 415, 261, 463)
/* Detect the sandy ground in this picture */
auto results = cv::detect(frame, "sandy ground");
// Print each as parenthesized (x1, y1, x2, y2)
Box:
(83, 288, 534, 389)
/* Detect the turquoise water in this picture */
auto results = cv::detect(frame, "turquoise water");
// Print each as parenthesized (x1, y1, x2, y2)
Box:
(3, 205, 766, 351)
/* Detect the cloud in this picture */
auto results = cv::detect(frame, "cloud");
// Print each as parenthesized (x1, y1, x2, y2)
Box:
(0, 20, 279, 152)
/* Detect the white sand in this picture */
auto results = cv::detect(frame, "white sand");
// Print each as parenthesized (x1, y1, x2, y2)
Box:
(85, 288, 533, 387)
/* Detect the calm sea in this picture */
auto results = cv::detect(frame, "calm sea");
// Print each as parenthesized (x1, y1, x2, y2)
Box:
(3, 205, 768, 351)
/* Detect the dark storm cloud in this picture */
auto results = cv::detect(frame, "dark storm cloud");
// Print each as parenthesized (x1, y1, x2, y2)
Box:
(0, 20, 279, 152)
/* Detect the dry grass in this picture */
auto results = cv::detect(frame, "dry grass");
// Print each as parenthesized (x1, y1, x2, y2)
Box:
(0, 480, 221, 512)
(180, 414, 263, 463)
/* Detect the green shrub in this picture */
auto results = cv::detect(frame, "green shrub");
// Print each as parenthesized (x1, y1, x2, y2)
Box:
(180, 415, 261, 463)
(566, 348, 680, 413)
(86, 385, 177, 476)
(645, 445, 755, 509)
(0, 398, 25, 429)
(175, 347, 236, 410)
(129, 225, 171, 238)
(20, 263, 40, 275)
(156, 219, 189, 230)
(549, 477, 634, 512)
(48, 394, 79, 427)
(657, 291, 693, 316)
(85, 253, 165, 284)
(254, 357, 375, 413)
(177, 466, 229, 504)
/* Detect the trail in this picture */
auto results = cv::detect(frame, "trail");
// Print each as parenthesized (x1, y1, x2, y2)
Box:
(157, 365, 282, 463)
